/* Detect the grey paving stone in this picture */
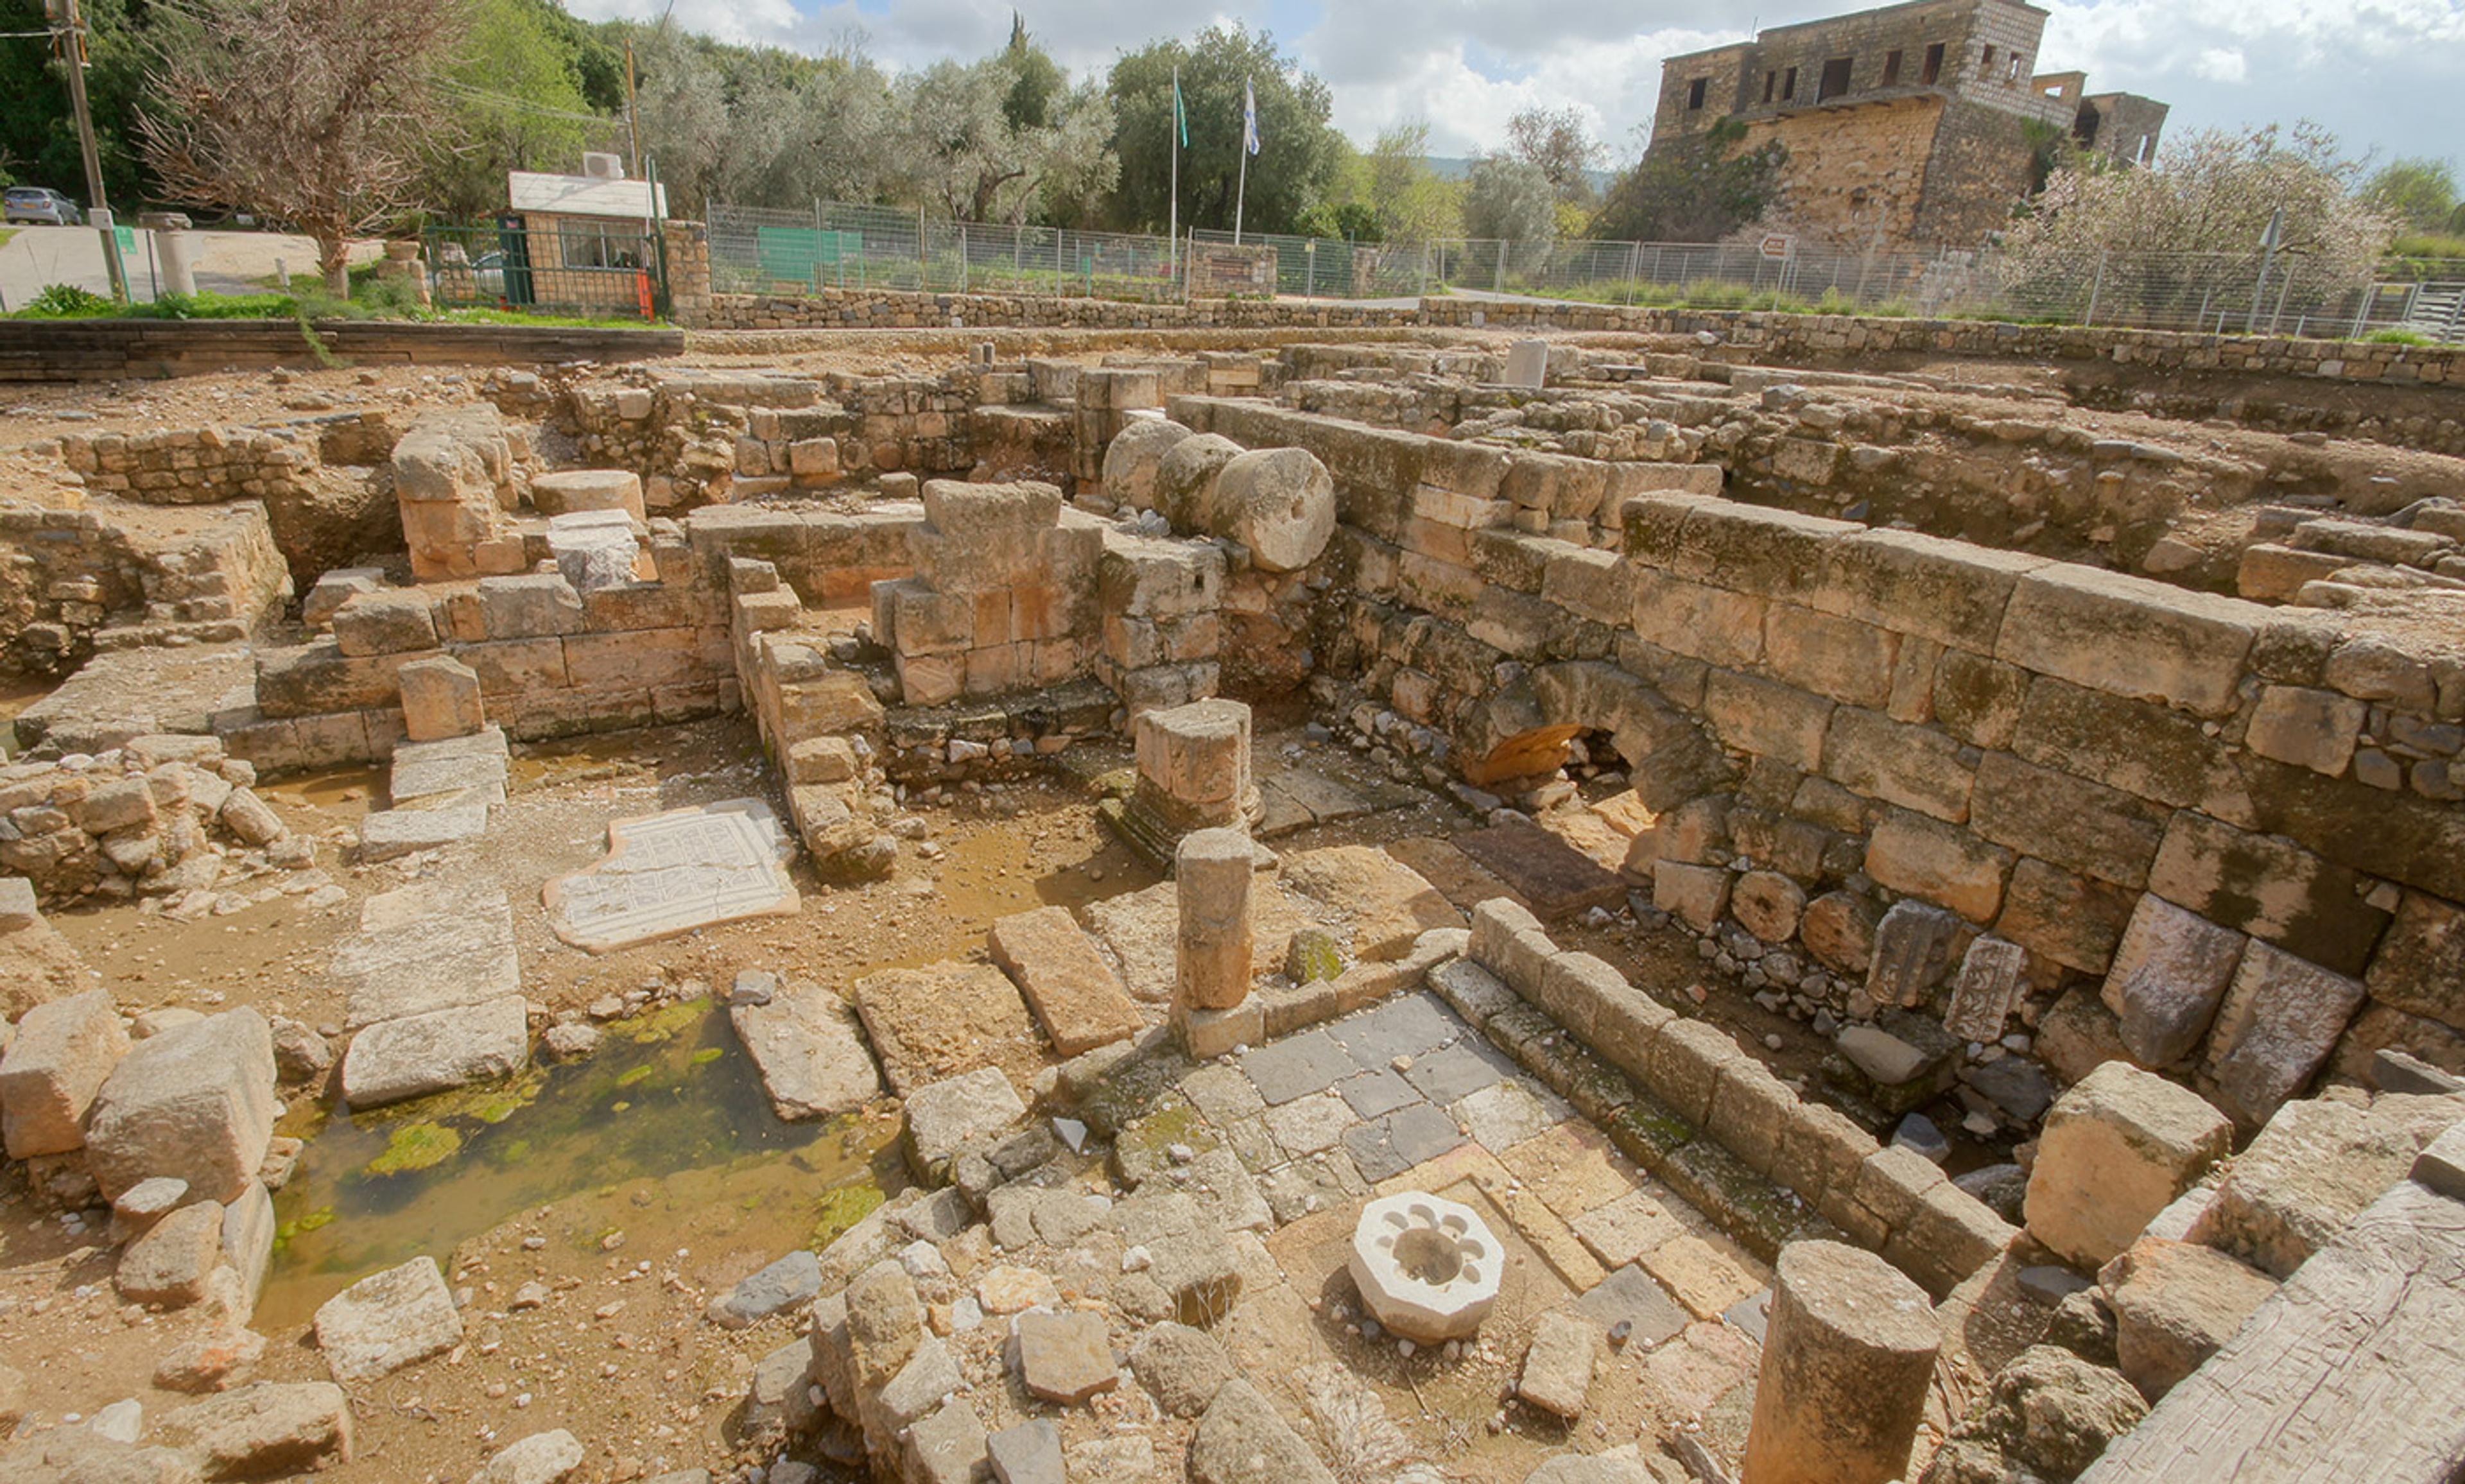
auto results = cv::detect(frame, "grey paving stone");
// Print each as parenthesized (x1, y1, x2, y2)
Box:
(1453, 1080, 1571, 1153)
(1721, 1288, 1773, 1345)
(1340, 1103, 1466, 1182)
(1214, 1114, 1283, 1175)
(1326, 992, 1466, 1069)
(1399, 1037, 1518, 1105)
(1181, 1062, 1267, 1125)
(1573, 1264, 1691, 1350)
(1256, 1153, 1370, 1225)
(1336, 1068, 1423, 1119)
(1262, 1089, 1359, 1157)
(988, 1419, 1064, 1484)
(1240, 1031, 1358, 1106)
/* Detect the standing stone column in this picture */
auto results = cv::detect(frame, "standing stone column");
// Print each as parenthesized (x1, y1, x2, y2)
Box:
(1132, 699, 1257, 831)
(1742, 1241, 1941, 1484)
(1172, 827, 1255, 1057)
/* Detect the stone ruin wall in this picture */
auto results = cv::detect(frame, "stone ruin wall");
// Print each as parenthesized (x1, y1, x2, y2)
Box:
(1168, 392, 2465, 1133)
(0, 503, 290, 675)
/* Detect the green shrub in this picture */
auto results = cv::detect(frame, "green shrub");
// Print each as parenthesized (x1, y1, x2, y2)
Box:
(28, 282, 114, 316)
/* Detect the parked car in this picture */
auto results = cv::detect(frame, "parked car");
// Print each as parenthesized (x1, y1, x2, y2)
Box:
(429, 245, 510, 298)
(4, 187, 84, 226)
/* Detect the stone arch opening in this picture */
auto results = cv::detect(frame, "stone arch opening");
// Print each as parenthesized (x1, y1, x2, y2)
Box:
(1455, 660, 1729, 812)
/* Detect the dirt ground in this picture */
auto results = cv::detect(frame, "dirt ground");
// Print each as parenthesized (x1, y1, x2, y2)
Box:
(0, 693, 1937, 1481)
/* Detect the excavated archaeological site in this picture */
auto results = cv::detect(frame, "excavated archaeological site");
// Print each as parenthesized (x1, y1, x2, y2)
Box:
(1, 310, 2463, 1484)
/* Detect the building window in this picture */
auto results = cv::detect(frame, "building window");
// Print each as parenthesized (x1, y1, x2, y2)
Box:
(1687, 76, 1709, 110)
(1818, 56, 1854, 100)
(1883, 49, 1903, 84)
(1922, 42, 1945, 83)
(1763, 70, 1777, 102)
(1978, 44, 1996, 80)
(2005, 54, 2023, 83)
(1782, 65, 1799, 101)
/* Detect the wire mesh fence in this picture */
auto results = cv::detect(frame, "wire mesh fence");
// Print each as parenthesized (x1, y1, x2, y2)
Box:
(710, 201, 1182, 303)
(707, 199, 2465, 343)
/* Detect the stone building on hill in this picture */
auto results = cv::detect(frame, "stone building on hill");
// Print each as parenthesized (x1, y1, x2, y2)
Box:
(1643, 0, 2167, 252)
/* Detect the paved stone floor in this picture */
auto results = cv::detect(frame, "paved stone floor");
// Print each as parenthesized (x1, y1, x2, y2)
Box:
(1122, 985, 1776, 1472)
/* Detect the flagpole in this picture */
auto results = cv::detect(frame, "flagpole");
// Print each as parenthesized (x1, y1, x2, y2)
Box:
(1169, 65, 1180, 279)
(1233, 76, 1251, 245)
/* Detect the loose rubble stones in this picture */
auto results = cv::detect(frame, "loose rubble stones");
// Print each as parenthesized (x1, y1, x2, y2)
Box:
(903, 1066, 1030, 1178)
(1518, 1311, 1600, 1419)
(83, 1008, 275, 1204)
(338, 994, 530, 1109)
(1189, 1379, 1336, 1484)
(155, 1382, 352, 1479)
(0, 988, 129, 1159)
(313, 1255, 464, 1384)
(729, 979, 883, 1119)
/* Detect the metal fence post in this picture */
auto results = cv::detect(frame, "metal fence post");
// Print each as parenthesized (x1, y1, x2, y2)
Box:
(2084, 251, 2106, 327)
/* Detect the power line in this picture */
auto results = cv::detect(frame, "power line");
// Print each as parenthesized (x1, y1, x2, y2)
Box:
(437, 81, 620, 127)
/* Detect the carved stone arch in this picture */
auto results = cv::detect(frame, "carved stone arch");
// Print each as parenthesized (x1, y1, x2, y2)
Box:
(1454, 660, 1730, 809)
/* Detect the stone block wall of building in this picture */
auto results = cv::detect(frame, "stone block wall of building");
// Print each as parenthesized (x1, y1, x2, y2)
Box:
(1739, 98, 1947, 250)
(1166, 390, 2465, 1126)
(56, 427, 315, 508)
(1645, 0, 2107, 250)
(869, 481, 1105, 707)
(223, 521, 732, 772)
(0, 504, 291, 674)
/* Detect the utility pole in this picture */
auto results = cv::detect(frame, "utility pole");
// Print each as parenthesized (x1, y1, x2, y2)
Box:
(49, 0, 128, 302)
(625, 38, 641, 178)
(2245, 205, 2284, 336)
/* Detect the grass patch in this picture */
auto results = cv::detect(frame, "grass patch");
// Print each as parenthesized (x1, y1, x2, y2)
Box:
(2366, 328, 2435, 345)
(6, 259, 666, 328)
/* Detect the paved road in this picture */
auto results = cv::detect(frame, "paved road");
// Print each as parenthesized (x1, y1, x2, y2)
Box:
(0, 225, 383, 309)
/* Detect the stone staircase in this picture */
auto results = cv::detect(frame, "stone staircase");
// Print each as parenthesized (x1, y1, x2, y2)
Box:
(358, 725, 508, 863)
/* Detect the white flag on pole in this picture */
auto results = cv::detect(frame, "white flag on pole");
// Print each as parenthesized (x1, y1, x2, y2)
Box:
(1243, 76, 1259, 156)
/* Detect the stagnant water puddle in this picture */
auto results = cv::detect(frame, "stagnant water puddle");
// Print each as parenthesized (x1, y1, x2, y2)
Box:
(257, 998, 904, 1329)
(1, 673, 51, 759)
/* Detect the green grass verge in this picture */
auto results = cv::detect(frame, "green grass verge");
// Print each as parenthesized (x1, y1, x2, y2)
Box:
(8, 259, 666, 328)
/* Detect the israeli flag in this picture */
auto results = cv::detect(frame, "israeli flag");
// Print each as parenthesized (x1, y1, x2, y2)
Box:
(1243, 76, 1260, 156)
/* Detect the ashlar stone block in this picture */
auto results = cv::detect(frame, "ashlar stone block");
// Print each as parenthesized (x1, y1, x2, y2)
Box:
(2022, 1061, 2232, 1270)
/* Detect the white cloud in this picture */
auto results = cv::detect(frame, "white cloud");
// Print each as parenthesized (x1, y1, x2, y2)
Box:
(2192, 47, 2247, 83)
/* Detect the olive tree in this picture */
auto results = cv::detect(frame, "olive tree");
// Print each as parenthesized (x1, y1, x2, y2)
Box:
(1998, 122, 2397, 322)
(139, 0, 466, 293)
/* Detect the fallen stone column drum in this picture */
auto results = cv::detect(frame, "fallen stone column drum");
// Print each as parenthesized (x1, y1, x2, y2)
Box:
(1175, 827, 1254, 1012)
(1742, 1239, 1941, 1484)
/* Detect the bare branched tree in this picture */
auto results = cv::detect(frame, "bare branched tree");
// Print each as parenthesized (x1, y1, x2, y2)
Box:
(138, 0, 469, 293)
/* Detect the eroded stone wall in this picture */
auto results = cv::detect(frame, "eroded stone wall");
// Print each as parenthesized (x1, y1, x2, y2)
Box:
(1166, 390, 2465, 1126)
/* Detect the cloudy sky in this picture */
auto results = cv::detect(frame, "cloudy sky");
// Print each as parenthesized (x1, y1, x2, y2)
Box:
(567, 0, 2465, 170)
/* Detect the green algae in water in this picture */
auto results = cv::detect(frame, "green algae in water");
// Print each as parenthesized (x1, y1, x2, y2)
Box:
(366, 1123, 463, 1176)
(619, 996, 711, 1045)
(810, 1181, 887, 1248)
(259, 999, 902, 1332)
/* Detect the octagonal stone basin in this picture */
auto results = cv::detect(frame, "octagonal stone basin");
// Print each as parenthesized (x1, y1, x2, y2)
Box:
(1347, 1191, 1502, 1342)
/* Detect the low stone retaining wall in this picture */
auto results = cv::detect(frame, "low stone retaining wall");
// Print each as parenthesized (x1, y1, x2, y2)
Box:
(0, 320, 684, 381)
(692, 286, 2465, 390)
